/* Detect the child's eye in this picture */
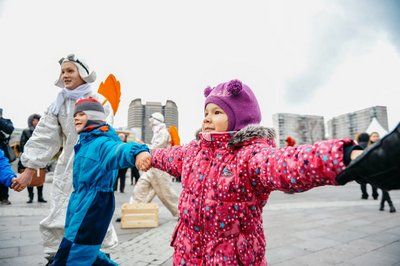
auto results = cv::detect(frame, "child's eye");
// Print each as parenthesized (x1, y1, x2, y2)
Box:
(215, 111, 221, 114)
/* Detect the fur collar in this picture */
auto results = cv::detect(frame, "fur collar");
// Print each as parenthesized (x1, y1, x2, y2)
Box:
(228, 125, 275, 147)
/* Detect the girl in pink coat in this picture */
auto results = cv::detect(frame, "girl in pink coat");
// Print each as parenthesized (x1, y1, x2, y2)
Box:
(151, 79, 361, 265)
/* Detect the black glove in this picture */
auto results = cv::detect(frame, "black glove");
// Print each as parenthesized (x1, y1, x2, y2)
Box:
(336, 122, 400, 191)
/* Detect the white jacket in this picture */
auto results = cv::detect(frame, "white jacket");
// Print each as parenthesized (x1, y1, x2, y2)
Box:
(21, 91, 117, 254)
(149, 123, 171, 150)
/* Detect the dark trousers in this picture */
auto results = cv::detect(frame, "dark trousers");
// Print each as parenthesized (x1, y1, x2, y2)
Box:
(27, 186, 44, 200)
(130, 166, 140, 185)
(0, 184, 9, 200)
(381, 190, 394, 207)
(114, 168, 127, 192)
(360, 182, 379, 198)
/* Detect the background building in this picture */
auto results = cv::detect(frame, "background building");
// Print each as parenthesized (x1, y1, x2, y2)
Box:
(327, 106, 388, 139)
(127, 99, 178, 143)
(273, 113, 325, 147)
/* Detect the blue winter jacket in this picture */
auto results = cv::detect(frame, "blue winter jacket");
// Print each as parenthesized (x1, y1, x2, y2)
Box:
(0, 149, 16, 187)
(61, 125, 148, 264)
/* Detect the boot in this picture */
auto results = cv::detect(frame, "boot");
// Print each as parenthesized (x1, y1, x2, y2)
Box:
(37, 186, 47, 203)
(27, 187, 34, 204)
(389, 205, 396, 213)
(361, 194, 368, 200)
(372, 187, 379, 200)
(38, 197, 47, 203)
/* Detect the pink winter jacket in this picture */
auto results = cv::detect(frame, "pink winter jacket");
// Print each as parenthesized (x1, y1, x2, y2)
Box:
(152, 126, 354, 265)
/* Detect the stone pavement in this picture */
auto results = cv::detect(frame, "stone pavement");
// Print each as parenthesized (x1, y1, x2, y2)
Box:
(0, 173, 399, 265)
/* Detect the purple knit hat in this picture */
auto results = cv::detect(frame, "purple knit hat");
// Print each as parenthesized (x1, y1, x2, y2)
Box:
(204, 79, 261, 131)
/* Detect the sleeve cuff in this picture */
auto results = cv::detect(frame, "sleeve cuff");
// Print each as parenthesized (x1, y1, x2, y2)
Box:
(343, 145, 363, 166)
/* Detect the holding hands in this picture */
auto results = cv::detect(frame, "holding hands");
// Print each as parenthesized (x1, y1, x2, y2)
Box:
(135, 151, 152, 172)
(11, 168, 35, 192)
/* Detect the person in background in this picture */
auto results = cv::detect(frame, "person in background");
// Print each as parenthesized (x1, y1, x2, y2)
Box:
(0, 108, 14, 205)
(356, 132, 379, 200)
(19, 114, 47, 203)
(369, 132, 396, 213)
(113, 133, 128, 193)
(130, 112, 179, 217)
(0, 150, 17, 190)
(336, 122, 400, 191)
(130, 166, 140, 185)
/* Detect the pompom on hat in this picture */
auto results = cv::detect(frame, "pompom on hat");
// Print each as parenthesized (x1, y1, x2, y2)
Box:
(74, 97, 106, 122)
(204, 79, 261, 131)
(55, 53, 97, 88)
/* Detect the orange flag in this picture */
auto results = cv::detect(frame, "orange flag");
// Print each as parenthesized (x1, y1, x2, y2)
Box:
(169, 125, 181, 146)
(98, 74, 121, 115)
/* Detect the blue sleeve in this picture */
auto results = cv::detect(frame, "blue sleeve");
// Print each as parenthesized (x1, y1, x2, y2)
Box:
(0, 149, 16, 187)
(99, 139, 150, 171)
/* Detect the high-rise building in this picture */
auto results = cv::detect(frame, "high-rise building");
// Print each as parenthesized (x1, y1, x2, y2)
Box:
(327, 106, 388, 139)
(127, 99, 178, 143)
(273, 113, 325, 147)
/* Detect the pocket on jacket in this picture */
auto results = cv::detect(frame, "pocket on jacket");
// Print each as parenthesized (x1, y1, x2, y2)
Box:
(236, 233, 265, 265)
(170, 220, 182, 247)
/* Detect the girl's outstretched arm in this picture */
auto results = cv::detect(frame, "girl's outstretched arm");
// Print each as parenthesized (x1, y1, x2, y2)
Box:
(249, 139, 356, 193)
(152, 140, 197, 178)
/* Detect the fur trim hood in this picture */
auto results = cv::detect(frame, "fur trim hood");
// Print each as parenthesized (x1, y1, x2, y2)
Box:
(228, 125, 275, 147)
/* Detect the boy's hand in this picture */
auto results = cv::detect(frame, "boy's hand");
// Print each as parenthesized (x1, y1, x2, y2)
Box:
(11, 168, 35, 192)
(135, 151, 151, 172)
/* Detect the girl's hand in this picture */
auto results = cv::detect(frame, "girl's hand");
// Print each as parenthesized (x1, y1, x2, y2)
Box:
(135, 151, 151, 171)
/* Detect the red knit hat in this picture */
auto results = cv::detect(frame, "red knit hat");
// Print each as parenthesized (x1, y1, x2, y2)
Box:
(74, 97, 106, 121)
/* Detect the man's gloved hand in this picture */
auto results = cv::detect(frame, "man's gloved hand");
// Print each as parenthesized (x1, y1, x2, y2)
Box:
(336, 122, 400, 191)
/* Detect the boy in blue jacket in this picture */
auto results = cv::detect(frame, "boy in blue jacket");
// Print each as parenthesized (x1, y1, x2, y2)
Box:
(51, 97, 151, 266)
(0, 149, 16, 188)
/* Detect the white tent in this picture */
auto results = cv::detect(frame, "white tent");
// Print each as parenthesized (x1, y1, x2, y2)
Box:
(366, 117, 388, 137)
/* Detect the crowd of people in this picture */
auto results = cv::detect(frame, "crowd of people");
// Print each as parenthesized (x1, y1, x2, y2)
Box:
(1, 53, 399, 265)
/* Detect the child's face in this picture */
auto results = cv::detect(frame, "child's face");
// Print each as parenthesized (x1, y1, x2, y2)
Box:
(202, 103, 229, 133)
(61, 62, 85, 90)
(370, 133, 380, 143)
(74, 112, 88, 133)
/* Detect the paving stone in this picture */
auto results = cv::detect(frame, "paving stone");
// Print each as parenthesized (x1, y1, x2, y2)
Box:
(0, 254, 47, 266)
(324, 229, 368, 243)
(266, 245, 311, 264)
(19, 244, 44, 256)
(0, 247, 18, 259)
(348, 250, 400, 266)
(293, 237, 342, 252)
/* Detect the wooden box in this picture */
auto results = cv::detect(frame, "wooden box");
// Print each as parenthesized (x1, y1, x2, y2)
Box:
(121, 203, 159, 228)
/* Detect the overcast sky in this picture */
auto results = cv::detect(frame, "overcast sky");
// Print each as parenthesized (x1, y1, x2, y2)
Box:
(1, 0, 399, 143)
